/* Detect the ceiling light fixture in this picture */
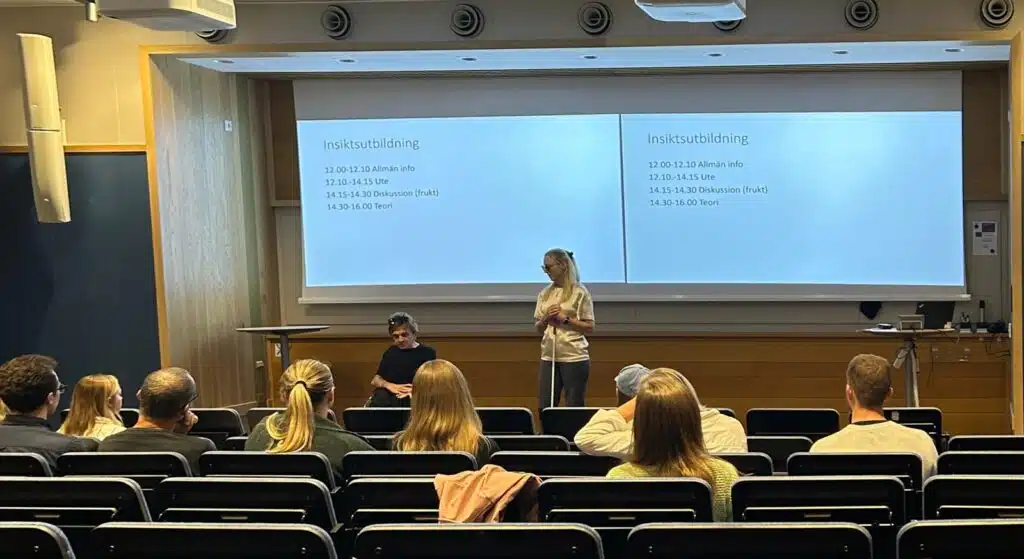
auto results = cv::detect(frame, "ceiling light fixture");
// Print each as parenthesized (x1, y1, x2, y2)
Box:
(944, 47, 963, 53)
(214, 59, 235, 64)
(832, 49, 849, 55)
(461, 56, 477, 61)
(582, 54, 599, 60)
(338, 58, 357, 63)
(707, 52, 723, 58)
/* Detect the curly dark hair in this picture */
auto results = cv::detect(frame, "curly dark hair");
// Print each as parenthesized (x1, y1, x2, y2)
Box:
(0, 354, 59, 413)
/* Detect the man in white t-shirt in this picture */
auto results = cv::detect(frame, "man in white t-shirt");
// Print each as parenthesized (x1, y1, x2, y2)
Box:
(811, 353, 938, 480)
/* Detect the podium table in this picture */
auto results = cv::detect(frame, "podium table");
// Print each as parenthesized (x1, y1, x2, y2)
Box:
(860, 328, 955, 407)
(237, 325, 328, 369)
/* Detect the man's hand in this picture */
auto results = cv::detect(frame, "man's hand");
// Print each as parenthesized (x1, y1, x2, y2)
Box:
(386, 382, 413, 397)
(174, 410, 198, 434)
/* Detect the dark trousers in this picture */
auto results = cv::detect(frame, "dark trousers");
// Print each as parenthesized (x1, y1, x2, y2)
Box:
(538, 360, 590, 410)
(367, 387, 411, 408)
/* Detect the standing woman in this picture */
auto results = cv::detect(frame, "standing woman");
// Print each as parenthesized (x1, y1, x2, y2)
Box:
(535, 248, 595, 410)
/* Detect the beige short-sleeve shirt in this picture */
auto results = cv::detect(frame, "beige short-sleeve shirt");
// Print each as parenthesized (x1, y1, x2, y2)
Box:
(534, 284, 594, 362)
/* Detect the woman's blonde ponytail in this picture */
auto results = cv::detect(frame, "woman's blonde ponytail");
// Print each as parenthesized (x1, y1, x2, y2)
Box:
(265, 360, 333, 453)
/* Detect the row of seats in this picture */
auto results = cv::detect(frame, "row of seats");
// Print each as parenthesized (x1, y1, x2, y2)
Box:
(9, 519, 1023, 559)
(4, 448, 1023, 483)
(2, 475, 1021, 558)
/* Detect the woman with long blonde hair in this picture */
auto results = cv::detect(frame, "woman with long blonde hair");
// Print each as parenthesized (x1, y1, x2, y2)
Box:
(58, 374, 125, 440)
(606, 368, 739, 521)
(246, 359, 372, 479)
(393, 359, 498, 466)
(534, 248, 595, 410)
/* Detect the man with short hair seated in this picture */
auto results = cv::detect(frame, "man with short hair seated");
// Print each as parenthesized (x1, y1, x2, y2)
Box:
(574, 364, 747, 459)
(811, 353, 937, 479)
(98, 367, 215, 472)
(0, 354, 98, 468)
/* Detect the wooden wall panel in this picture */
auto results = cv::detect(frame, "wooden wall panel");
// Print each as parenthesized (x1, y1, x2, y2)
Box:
(266, 334, 1012, 435)
(147, 55, 263, 409)
(963, 68, 1008, 201)
(268, 81, 300, 203)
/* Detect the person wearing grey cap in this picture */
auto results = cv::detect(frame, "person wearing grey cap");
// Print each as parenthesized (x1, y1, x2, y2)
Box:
(575, 364, 747, 459)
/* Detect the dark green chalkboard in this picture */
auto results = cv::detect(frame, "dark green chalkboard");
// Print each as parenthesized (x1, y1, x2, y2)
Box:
(0, 152, 160, 407)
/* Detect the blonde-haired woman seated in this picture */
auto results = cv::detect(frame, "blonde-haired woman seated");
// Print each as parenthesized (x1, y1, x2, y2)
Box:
(247, 359, 373, 480)
(58, 374, 126, 440)
(607, 368, 739, 521)
(393, 359, 498, 466)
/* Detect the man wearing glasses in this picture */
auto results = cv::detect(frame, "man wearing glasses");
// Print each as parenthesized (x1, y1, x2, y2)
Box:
(98, 367, 215, 472)
(0, 354, 98, 468)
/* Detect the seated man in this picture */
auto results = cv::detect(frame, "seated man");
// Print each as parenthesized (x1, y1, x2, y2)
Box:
(811, 353, 938, 480)
(0, 354, 98, 467)
(575, 364, 747, 459)
(98, 367, 214, 472)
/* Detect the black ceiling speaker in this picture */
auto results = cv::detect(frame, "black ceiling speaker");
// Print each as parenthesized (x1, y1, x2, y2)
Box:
(451, 4, 484, 38)
(195, 29, 229, 43)
(321, 5, 353, 40)
(578, 2, 612, 36)
(980, 0, 1014, 28)
(712, 19, 743, 32)
(844, 0, 879, 30)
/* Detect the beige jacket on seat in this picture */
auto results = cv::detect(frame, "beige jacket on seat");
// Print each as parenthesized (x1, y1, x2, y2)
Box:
(574, 407, 747, 460)
(434, 464, 541, 523)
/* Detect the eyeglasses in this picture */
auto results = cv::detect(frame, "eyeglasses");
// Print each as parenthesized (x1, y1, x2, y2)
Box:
(388, 316, 410, 328)
(56, 382, 67, 395)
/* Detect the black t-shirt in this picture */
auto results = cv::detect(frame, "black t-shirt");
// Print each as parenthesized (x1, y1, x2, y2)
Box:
(377, 344, 436, 384)
(97, 427, 216, 473)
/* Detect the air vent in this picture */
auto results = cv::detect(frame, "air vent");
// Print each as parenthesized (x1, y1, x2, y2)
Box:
(195, 29, 229, 43)
(712, 19, 742, 32)
(844, 0, 878, 30)
(980, 0, 1014, 28)
(451, 4, 484, 38)
(578, 2, 612, 36)
(321, 5, 352, 40)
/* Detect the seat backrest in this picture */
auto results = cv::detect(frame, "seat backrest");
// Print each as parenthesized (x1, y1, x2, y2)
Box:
(153, 477, 337, 529)
(60, 408, 139, 427)
(477, 407, 535, 435)
(490, 435, 570, 452)
(884, 407, 942, 434)
(490, 452, 619, 477)
(342, 451, 476, 482)
(787, 452, 923, 491)
(341, 478, 439, 526)
(199, 451, 336, 489)
(922, 475, 1024, 519)
(91, 522, 338, 559)
(746, 436, 813, 473)
(947, 435, 1024, 451)
(714, 452, 774, 476)
(538, 478, 714, 522)
(362, 435, 393, 451)
(354, 523, 603, 559)
(0, 452, 53, 476)
(0, 522, 75, 559)
(0, 476, 151, 522)
(745, 408, 840, 439)
(732, 475, 906, 525)
(342, 407, 410, 434)
(714, 408, 737, 418)
(938, 451, 1024, 475)
(627, 522, 873, 559)
(191, 408, 246, 436)
(58, 452, 191, 488)
(245, 407, 280, 431)
(539, 408, 601, 440)
(898, 519, 1024, 558)
(223, 436, 248, 451)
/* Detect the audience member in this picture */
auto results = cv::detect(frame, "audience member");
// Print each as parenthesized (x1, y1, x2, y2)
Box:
(393, 359, 498, 466)
(98, 367, 214, 472)
(58, 374, 125, 440)
(576, 364, 747, 459)
(606, 368, 739, 521)
(811, 353, 938, 479)
(247, 359, 373, 480)
(368, 312, 436, 407)
(0, 355, 98, 467)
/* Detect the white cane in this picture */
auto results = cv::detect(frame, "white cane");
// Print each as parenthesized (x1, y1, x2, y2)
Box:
(549, 325, 557, 409)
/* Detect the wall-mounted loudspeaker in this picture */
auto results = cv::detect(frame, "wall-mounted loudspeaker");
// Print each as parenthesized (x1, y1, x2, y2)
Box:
(980, 0, 1014, 28)
(578, 2, 612, 36)
(195, 29, 230, 43)
(321, 5, 352, 40)
(451, 4, 484, 38)
(844, 0, 879, 30)
(17, 33, 70, 224)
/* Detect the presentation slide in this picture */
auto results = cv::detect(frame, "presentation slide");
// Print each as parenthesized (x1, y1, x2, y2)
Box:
(296, 110, 964, 295)
(297, 115, 626, 287)
(620, 112, 964, 286)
